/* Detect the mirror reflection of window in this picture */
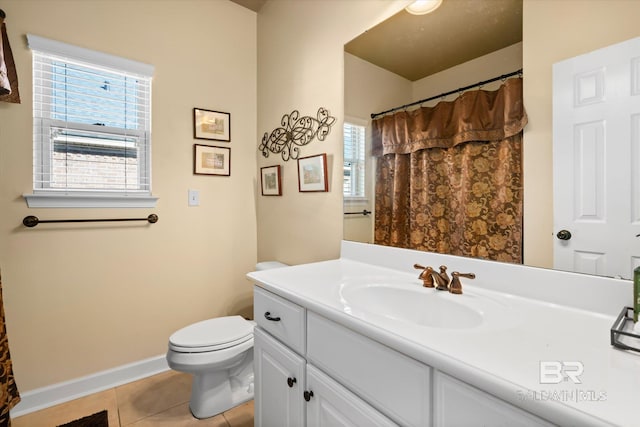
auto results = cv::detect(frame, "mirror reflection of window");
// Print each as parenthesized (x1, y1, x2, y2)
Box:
(343, 121, 366, 199)
(343, 119, 374, 244)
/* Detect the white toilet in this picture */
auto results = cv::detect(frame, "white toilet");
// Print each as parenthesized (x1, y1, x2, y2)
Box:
(166, 261, 287, 419)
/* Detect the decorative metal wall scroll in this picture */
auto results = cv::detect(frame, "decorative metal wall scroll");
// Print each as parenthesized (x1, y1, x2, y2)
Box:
(259, 108, 336, 161)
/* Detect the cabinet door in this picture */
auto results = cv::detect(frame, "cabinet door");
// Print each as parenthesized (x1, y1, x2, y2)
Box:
(254, 328, 306, 427)
(434, 372, 554, 427)
(307, 312, 430, 426)
(306, 364, 397, 427)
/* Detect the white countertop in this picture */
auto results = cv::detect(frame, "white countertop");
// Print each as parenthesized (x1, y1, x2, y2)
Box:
(247, 242, 640, 427)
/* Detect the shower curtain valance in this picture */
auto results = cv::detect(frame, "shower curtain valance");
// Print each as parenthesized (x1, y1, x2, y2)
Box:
(372, 78, 527, 157)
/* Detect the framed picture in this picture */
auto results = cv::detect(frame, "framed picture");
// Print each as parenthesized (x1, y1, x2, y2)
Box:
(194, 144, 230, 176)
(261, 165, 282, 196)
(297, 153, 328, 192)
(193, 108, 231, 141)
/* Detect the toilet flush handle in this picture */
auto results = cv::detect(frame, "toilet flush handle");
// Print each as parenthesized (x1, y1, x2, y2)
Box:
(264, 312, 281, 321)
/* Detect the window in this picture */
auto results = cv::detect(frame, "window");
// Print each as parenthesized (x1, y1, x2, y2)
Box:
(343, 121, 366, 199)
(25, 34, 156, 208)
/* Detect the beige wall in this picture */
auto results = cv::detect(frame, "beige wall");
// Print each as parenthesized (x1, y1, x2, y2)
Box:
(522, 0, 640, 268)
(344, 52, 412, 244)
(0, 0, 257, 391)
(412, 42, 523, 103)
(345, 52, 412, 120)
(256, 0, 409, 265)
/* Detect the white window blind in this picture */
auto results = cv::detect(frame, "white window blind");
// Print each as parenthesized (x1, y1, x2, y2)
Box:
(25, 34, 156, 208)
(343, 122, 366, 198)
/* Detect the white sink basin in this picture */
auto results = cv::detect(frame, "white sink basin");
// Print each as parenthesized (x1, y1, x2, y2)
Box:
(339, 281, 511, 330)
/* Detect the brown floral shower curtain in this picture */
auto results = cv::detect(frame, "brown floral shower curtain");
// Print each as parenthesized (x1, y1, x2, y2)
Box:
(0, 271, 19, 427)
(372, 78, 527, 263)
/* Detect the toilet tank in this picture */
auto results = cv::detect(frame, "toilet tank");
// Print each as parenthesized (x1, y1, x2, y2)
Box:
(255, 261, 288, 271)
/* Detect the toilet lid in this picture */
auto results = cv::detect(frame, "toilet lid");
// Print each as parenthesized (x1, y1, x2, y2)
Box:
(169, 316, 254, 353)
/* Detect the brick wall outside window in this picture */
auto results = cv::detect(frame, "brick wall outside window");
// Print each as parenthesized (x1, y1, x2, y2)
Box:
(51, 152, 139, 190)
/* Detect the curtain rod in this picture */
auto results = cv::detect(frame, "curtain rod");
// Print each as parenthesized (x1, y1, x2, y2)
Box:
(370, 68, 523, 119)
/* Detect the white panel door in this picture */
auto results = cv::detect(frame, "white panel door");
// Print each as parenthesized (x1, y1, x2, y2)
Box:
(254, 328, 306, 427)
(553, 36, 640, 279)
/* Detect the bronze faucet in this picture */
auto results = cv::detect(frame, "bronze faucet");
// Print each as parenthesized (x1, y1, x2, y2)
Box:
(413, 264, 435, 287)
(414, 264, 450, 290)
(415, 263, 476, 294)
(449, 272, 476, 294)
(435, 265, 450, 291)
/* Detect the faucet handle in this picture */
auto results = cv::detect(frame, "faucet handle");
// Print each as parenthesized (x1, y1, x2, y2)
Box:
(413, 264, 435, 288)
(449, 272, 476, 295)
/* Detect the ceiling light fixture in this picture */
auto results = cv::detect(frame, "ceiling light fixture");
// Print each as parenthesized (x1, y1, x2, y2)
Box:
(405, 0, 443, 15)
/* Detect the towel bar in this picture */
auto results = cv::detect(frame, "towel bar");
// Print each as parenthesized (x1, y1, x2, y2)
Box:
(344, 210, 371, 216)
(22, 214, 158, 227)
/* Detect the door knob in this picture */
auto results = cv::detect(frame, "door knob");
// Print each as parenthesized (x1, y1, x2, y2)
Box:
(287, 377, 297, 388)
(556, 230, 572, 240)
(303, 390, 314, 401)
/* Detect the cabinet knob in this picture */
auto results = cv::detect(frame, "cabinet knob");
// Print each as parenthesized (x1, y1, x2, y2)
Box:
(287, 377, 297, 388)
(264, 311, 281, 321)
(303, 390, 314, 402)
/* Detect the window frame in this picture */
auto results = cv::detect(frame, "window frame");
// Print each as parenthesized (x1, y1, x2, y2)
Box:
(343, 117, 369, 202)
(24, 34, 157, 208)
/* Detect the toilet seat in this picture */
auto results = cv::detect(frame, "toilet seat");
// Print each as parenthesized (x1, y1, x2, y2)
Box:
(169, 315, 254, 353)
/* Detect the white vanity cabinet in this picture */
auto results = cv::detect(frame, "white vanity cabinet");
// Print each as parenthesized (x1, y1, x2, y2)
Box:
(254, 286, 554, 427)
(254, 286, 396, 427)
(433, 372, 554, 427)
(248, 241, 635, 426)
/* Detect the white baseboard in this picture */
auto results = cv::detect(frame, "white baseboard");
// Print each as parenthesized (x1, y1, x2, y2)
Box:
(10, 354, 170, 418)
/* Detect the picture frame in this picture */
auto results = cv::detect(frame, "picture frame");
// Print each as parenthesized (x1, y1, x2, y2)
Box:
(297, 153, 328, 192)
(193, 108, 231, 142)
(194, 144, 230, 176)
(261, 165, 282, 196)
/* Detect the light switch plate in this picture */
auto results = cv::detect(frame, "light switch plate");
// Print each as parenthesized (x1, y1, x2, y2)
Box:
(188, 189, 200, 206)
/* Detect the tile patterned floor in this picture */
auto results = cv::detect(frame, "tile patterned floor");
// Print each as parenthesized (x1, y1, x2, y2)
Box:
(12, 371, 254, 427)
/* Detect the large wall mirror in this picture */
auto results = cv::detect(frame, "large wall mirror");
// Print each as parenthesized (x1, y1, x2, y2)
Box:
(343, 0, 639, 280)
